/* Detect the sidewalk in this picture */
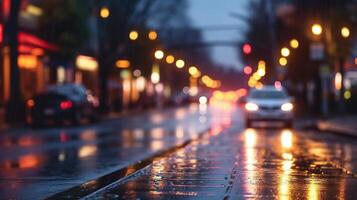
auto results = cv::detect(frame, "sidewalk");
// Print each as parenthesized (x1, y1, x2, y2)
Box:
(317, 115, 357, 137)
(0, 106, 183, 133)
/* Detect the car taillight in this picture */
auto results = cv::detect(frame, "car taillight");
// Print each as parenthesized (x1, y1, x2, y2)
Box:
(27, 99, 35, 108)
(60, 100, 73, 110)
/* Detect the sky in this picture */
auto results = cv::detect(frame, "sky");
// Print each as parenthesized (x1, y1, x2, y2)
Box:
(187, 0, 249, 71)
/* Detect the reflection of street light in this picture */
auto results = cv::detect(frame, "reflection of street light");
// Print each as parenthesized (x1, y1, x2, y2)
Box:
(151, 64, 160, 84)
(154, 50, 164, 60)
(279, 57, 288, 66)
(341, 27, 350, 38)
(312, 24, 322, 36)
(176, 59, 185, 68)
(129, 31, 139, 41)
(100, 7, 110, 18)
(281, 47, 290, 57)
(290, 39, 299, 49)
(148, 31, 158, 40)
(151, 72, 160, 84)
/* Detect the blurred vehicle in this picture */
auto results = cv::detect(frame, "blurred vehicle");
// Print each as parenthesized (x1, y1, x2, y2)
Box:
(26, 84, 99, 127)
(244, 86, 294, 128)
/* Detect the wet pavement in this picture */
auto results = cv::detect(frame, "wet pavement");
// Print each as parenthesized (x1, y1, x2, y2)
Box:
(89, 104, 357, 200)
(0, 105, 213, 199)
(2, 102, 357, 199)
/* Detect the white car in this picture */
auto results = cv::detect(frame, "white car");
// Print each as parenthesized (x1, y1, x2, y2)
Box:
(244, 86, 294, 128)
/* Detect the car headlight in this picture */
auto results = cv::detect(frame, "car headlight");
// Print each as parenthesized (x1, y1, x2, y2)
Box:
(245, 103, 259, 111)
(281, 103, 293, 112)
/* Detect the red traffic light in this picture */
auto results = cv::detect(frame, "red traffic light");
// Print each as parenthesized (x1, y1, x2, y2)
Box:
(243, 43, 252, 54)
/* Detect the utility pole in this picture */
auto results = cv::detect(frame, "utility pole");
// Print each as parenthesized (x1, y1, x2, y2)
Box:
(5, 0, 23, 123)
(96, 0, 109, 114)
(266, 0, 278, 84)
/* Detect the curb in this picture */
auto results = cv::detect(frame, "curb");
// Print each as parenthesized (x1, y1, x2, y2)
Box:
(0, 106, 184, 134)
(315, 120, 357, 138)
(45, 128, 210, 200)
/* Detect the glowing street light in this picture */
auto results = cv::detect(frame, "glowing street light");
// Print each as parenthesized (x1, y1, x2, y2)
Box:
(176, 59, 185, 68)
(257, 68, 266, 76)
(281, 47, 290, 57)
(100, 7, 110, 18)
(129, 31, 139, 41)
(312, 24, 322, 36)
(290, 39, 299, 49)
(189, 66, 201, 77)
(253, 72, 261, 80)
(279, 57, 288, 66)
(148, 30, 158, 40)
(189, 66, 198, 76)
(341, 27, 350, 38)
(166, 55, 175, 64)
(154, 50, 164, 60)
(115, 59, 130, 69)
(258, 60, 266, 67)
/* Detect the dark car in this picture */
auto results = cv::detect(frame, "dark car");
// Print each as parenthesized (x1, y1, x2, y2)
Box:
(26, 84, 99, 127)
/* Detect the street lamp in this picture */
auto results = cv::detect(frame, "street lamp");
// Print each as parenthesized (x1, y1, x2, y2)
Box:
(312, 24, 323, 36)
(176, 59, 185, 68)
(148, 31, 158, 41)
(154, 50, 164, 60)
(258, 60, 266, 67)
(100, 7, 110, 19)
(189, 66, 201, 78)
(166, 55, 175, 64)
(279, 57, 288, 66)
(290, 39, 299, 49)
(341, 27, 350, 38)
(189, 66, 198, 75)
(281, 47, 290, 57)
(129, 30, 139, 41)
(257, 68, 266, 76)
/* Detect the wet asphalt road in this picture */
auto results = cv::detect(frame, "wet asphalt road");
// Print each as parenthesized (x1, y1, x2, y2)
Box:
(1, 103, 357, 199)
(0, 105, 211, 199)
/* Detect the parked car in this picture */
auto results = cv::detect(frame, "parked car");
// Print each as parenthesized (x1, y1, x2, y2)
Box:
(244, 85, 294, 128)
(26, 84, 99, 127)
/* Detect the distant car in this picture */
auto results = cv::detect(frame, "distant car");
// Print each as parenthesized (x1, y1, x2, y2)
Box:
(244, 86, 294, 128)
(26, 84, 99, 127)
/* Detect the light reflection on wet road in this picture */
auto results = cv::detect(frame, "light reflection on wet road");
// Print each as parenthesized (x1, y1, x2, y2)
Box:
(0, 105, 216, 199)
(2, 102, 357, 199)
(90, 105, 357, 200)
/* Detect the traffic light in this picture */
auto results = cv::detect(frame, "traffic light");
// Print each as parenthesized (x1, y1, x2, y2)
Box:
(242, 43, 252, 55)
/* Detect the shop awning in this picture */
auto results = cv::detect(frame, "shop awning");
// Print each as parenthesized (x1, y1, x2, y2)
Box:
(0, 24, 59, 52)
